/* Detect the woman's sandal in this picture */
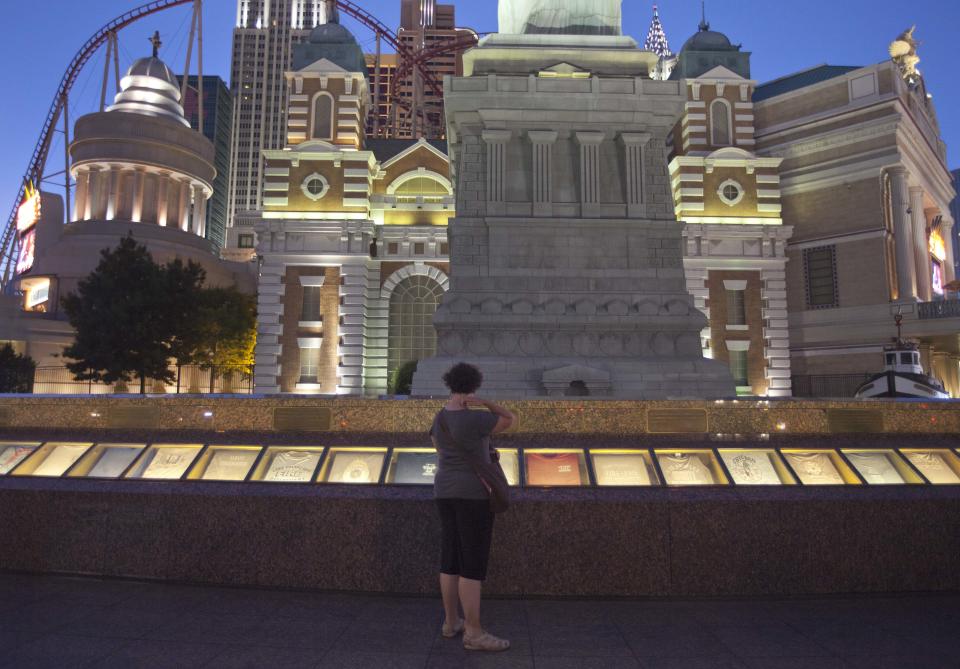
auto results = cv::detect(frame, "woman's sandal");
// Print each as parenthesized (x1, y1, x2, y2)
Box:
(463, 631, 510, 652)
(441, 618, 465, 638)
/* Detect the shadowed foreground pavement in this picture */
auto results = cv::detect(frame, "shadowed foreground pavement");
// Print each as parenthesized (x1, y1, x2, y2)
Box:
(0, 573, 957, 668)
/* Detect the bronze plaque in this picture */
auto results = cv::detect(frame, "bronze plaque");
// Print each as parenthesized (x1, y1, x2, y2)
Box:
(827, 409, 884, 434)
(274, 407, 332, 432)
(107, 407, 160, 429)
(647, 409, 708, 434)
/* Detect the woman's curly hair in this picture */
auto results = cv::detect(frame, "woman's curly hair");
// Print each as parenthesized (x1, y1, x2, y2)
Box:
(442, 362, 484, 395)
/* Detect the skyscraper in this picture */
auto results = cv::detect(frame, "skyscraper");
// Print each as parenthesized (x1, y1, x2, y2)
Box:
(228, 0, 334, 229)
(181, 76, 233, 249)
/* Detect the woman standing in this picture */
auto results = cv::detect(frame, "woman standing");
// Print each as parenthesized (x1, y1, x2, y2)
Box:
(431, 362, 515, 652)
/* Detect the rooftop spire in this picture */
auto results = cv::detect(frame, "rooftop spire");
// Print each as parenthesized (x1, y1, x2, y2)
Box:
(643, 4, 672, 60)
(149, 31, 162, 58)
(320, 0, 339, 24)
(699, 1, 710, 32)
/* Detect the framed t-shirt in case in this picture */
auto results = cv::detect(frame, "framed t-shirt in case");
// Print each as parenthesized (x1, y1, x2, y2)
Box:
(320, 448, 387, 484)
(524, 450, 588, 487)
(251, 447, 326, 483)
(590, 451, 658, 486)
(387, 450, 439, 485)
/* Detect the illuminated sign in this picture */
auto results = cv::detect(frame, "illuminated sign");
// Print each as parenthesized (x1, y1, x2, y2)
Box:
(17, 182, 41, 233)
(25, 279, 50, 309)
(929, 226, 947, 262)
(15, 230, 35, 275)
(932, 260, 945, 296)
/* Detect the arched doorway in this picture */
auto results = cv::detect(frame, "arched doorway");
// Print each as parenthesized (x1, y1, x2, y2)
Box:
(387, 274, 445, 392)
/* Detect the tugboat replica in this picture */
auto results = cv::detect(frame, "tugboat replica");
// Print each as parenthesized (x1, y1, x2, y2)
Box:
(855, 313, 950, 399)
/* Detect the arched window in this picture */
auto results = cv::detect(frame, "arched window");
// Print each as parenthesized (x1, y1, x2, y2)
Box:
(710, 99, 732, 146)
(387, 275, 445, 389)
(388, 172, 453, 204)
(312, 93, 334, 140)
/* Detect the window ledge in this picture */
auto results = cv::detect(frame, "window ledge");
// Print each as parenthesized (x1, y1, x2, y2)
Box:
(296, 383, 324, 392)
(725, 325, 750, 331)
(298, 321, 324, 329)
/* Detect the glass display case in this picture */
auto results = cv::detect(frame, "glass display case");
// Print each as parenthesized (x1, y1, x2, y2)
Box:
(188, 446, 262, 481)
(589, 450, 659, 486)
(68, 444, 146, 479)
(655, 449, 729, 486)
(899, 449, 960, 485)
(12, 442, 93, 477)
(780, 449, 860, 485)
(319, 447, 387, 484)
(718, 449, 797, 485)
(841, 449, 922, 485)
(125, 444, 204, 480)
(250, 447, 325, 483)
(523, 449, 590, 487)
(497, 449, 521, 487)
(385, 449, 438, 485)
(0, 443, 41, 475)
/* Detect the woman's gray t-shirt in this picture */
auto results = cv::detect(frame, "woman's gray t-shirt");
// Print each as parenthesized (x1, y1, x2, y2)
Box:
(431, 409, 500, 500)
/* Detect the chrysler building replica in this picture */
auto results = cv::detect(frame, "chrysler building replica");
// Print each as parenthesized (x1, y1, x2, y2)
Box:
(412, 0, 735, 398)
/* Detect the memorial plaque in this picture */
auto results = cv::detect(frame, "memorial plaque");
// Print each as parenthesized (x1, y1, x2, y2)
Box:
(827, 409, 884, 434)
(647, 409, 708, 434)
(107, 407, 160, 429)
(274, 407, 332, 432)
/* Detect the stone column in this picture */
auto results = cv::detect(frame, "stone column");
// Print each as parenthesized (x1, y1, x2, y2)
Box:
(889, 167, 917, 301)
(193, 185, 208, 238)
(910, 186, 931, 301)
(105, 165, 121, 221)
(621, 132, 652, 218)
(528, 130, 558, 217)
(74, 170, 90, 222)
(482, 129, 511, 216)
(575, 131, 605, 216)
(338, 259, 368, 395)
(941, 217, 956, 284)
(131, 169, 145, 223)
(88, 168, 106, 221)
(156, 174, 169, 227)
(253, 252, 285, 395)
(178, 181, 191, 232)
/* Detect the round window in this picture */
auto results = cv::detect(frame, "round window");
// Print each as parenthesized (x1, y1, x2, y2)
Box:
(300, 173, 330, 201)
(717, 179, 745, 206)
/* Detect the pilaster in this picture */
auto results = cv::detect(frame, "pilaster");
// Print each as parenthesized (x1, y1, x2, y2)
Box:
(528, 130, 558, 217)
(621, 133, 652, 218)
(575, 131, 605, 217)
(482, 129, 512, 216)
(910, 186, 931, 301)
(889, 168, 917, 300)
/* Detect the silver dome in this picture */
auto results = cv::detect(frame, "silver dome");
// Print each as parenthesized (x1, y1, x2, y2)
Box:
(106, 57, 190, 127)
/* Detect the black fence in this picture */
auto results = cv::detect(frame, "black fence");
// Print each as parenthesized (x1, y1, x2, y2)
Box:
(791, 374, 873, 399)
(31, 365, 256, 395)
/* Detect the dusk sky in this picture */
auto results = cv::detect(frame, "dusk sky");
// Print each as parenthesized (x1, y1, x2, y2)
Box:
(1, 0, 957, 208)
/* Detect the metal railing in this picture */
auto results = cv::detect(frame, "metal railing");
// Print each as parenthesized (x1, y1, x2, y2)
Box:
(791, 374, 873, 399)
(918, 299, 960, 320)
(31, 365, 255, 395)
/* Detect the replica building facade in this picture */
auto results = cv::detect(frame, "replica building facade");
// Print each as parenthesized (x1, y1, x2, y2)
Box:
(251, 17, 455, 395)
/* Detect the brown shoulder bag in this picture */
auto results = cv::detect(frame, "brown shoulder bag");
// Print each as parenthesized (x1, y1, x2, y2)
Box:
(437, 410, 511, 514)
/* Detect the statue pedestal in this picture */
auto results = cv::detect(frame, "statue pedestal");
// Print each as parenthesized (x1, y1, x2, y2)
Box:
(466, 34, 655, 77)
(412, 38, 736, 399)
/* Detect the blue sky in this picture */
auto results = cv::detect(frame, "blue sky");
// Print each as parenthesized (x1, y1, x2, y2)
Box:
(1, 0, 957, 208)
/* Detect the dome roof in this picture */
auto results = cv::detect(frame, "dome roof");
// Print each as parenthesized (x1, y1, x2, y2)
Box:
(294, 21, 366, 72)
(681, 24, 737, 52)
(106, 57, 190, 127)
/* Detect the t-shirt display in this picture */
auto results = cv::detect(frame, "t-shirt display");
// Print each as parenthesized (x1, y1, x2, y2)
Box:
(658, 453, 715, 485)
(263, 451, 322, 482)
(592, 454, 652, 486)
(32, 444, 90, 477)
(784, 453, 845, 485)
(525, 452, 583, 486)
(138, 447, 201, 479)
(903, 452, 960, 484)
(393, 452, 438, 485)
(202, 450, 259, 481)
(720, 451, 783, 485)
(87, 447, 143, 478)
(327, 452, 385, 484)
(845, 452, 904, 485)
(0, 445, 37, 475)
(498, 450, 520, 486)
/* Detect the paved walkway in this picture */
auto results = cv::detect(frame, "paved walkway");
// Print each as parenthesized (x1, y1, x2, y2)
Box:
(0, 574, 957, 668)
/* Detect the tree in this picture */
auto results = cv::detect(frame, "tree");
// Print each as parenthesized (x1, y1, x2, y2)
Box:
(0, 345, 36, 393)
(390, 360, 419, 395)
(61, 235, 204, 394)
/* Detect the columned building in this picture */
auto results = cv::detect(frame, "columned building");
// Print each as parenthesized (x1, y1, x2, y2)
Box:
(251, 18, 454, 395)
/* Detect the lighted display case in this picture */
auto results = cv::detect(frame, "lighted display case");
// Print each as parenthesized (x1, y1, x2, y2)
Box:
(523, 449, 590, 487)
(840, 449, 921, 485)
(781, 450, 861, 485)
(13, 442, 93, 477)
(68, 444, 146, 479)
(188, 446, 262, 481)
(899, 449, 960, 484)
(497, 449, 521, 487)
(718, 449, 796, 485)
(655, 450, 729, 486)
(125, 444, 204, 480)
(385, 449, 438, 485)
(589, 450, 659, 486)
(0, 443, 41, 475)
(319, 448, 387, 484)
(250, 447, 326, 483)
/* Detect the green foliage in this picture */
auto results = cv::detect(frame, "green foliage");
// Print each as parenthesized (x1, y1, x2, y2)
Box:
(0, 344, 36, 394)
(390, 359, 419, 395)
(190, 287, 257, 370)
(62, 235, 216, 394)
